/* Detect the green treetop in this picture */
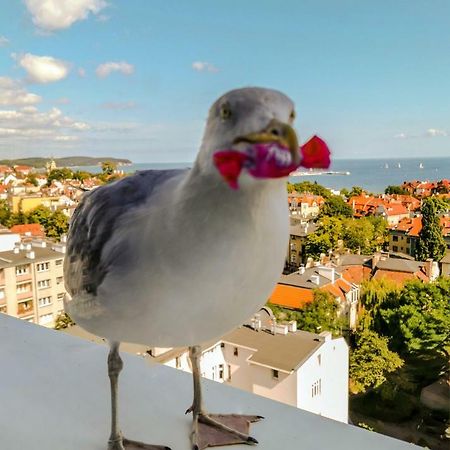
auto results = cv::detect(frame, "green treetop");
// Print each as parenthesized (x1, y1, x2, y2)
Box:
(415, 198, 446, 262)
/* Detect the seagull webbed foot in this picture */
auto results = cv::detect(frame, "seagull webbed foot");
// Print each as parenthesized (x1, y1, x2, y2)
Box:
(108, 437, 170, 450)
(191, 413, 262, 450)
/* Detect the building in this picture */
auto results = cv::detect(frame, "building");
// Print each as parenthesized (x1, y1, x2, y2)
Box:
(285, 221, 316, 271)
(440, 252, 450, 276)
(152, 309, 349, 424)
(0, 242, 67, 327)
(10, 194, 61, 214)
(288, 192, 325, 219)
(389, 216, 450, 257)
(270, 265, 359, 330)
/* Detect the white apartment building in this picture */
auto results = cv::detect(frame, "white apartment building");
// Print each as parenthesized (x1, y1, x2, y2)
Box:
(0, 241, 67, 328)
(151, 309, 349, 424)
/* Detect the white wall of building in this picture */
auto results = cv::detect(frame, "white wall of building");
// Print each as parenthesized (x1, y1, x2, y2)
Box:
(0, 233, 20, 252)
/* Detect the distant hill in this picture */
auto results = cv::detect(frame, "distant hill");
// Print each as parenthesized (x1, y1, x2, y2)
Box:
(0, 156, 132, 169)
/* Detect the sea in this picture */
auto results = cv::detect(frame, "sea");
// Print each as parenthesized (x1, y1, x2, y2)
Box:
(71, 157, 450, 194)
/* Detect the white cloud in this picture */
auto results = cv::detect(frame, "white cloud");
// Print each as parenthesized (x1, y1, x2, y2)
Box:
(14, 53, 70, 83)
(192, 61, 219, 73)
(24, 0, 107, 31)
(0, 77, 42, 106)
(0, 105, 90, 140)
(426, 128, 447, 137)
(101, 101, 137, 110)
(54, 135, 79, 142)
(0, 36, 9, 47)
(393, 132, 407, 139)
(96, 61, 134, 78)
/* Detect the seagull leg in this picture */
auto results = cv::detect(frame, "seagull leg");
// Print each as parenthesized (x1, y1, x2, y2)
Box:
(107, 342, 171, 450)
(187, 345, 262, 450)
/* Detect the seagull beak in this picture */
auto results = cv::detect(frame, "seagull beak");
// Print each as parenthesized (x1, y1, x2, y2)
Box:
(233, 119, 301, 167)
(213, 119, 301, 189)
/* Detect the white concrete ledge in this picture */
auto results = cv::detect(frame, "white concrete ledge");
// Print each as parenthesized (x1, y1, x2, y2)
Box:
(0, 314, 418, 449)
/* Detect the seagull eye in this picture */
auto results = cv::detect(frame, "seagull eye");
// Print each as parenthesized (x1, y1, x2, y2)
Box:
(289, 110, 296, 122)
(220, 104, 232, 120)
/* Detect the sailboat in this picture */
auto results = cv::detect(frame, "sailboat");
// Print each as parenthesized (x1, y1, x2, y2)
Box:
(384, 163, 389, 169)
(419, 162, 424, 169)
(397, 163, 401, 168)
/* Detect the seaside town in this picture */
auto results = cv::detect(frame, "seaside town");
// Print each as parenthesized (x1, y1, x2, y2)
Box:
(0, 159, 448, 448)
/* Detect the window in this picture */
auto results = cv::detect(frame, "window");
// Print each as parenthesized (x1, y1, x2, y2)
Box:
(16, 282, 32, 294)
(0, 305, 7, 314)
(55, 259, 63, 266)
(272, 369, 279, 379)
(175, 357, 181, 369)
(220, 342, 225, 348)
(57, 293, 65, 301)
(392, 235, 398, 242)
(311, 379, 322, 397)
(0, 289, 4, 300)
(37, 262, 50, 272)
(219, 364, 224, 380)
(39, 313, 53, 325)
(16, 265, 29, 276)
(38, 279, 51, 289)
(38, 296, 52, 307)
(393, 245, 398, 252)
(317, 354, 321, 366)
(406, 238, 410, 244)
(227, 364, 231, 381)
(233, 347, 239, 356)
(56, 276, 64, 285)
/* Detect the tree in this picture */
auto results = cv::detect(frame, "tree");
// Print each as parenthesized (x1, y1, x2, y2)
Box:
(54, 312, 75, 330)
(385, 185, 409, 195)
(305, 216, 343, 259)
(349, 186, 365, 197)
(72, 170, 92, 182)
(349, 329, 403, 394)
(375, 278, 450, 355)
(342, 218, 374, 253)
(0, 200, 12, 227)
(319, 195, 353, 218)
(26, 206, 69, 240)
(25, 173, 39, 186)
(270, 290, 343, 334)
(47, 168, 73, 185)
(45, 210, 69, 239)
(290, 181, 331, 198)
(101, 161, 117, 176)
(415, 198, 446, 262)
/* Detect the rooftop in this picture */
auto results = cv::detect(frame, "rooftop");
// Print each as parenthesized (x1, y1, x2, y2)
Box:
(0, 245, 64, 268)
(223, 325, 325, 373)
(0, 314, 419, 450)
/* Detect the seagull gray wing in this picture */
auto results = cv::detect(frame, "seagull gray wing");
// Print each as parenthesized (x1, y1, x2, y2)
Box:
(64, 169, 187, 297)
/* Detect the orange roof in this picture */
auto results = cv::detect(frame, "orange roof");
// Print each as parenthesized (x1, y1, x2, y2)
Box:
(269, 284, 314, 309)
(10, 223, 45, 237)
(342, 266, 371, 285)
(322, 284, 346, 301)
(372, 269, 429, 285)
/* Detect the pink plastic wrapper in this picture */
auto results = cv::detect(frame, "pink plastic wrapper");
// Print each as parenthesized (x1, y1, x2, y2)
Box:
(214, 135, 330, 190)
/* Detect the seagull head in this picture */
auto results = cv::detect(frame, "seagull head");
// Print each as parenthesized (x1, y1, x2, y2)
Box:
(196, 87, 301, 190)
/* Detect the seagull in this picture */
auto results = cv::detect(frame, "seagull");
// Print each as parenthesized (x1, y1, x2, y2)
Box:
(64, 87, 330, 450)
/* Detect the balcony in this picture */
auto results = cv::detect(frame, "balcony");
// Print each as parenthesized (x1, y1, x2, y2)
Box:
(16, 291, 33, 301)
(17, 301, 34, 317)
(0, 314, 419, 450)
(16, 273, 32, 283)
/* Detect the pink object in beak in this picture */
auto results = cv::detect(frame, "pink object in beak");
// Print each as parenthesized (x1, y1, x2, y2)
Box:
(300, 135, 331, 169)
(213, 135, 331, 189)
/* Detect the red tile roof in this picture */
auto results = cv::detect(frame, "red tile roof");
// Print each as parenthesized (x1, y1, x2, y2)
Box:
(269, 284, 314, 309)
(10, 223, 45, 237)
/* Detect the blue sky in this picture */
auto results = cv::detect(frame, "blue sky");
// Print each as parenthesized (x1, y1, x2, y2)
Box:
(0, 0, 449, 162)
